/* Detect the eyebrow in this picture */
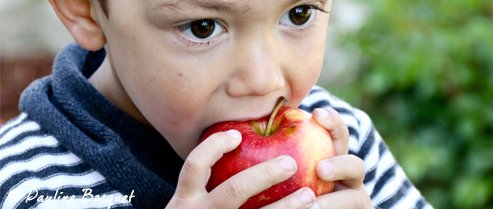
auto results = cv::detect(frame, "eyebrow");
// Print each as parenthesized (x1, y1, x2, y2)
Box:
(157, 0, 303, 13)
(158, 0, 238, 13)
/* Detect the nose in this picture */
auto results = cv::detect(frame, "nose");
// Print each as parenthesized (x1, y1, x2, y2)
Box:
(226, 36, 285, 97)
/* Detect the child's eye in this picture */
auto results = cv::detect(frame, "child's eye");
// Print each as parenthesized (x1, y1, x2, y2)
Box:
(280, 5, 323, 29)
(178, 19, 225, 41)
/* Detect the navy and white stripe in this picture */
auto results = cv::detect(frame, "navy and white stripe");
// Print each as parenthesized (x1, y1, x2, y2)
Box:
(0, 114, 29, 138)
(0, 114, 132, 209)
(300, 86, 433, 209)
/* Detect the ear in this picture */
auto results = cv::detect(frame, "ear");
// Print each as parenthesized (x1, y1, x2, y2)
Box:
(49, 0, 106, 51)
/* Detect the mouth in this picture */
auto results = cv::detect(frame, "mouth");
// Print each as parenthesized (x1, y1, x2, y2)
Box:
(200, 97, 288, 139)
(231, 111, 272, 122)
(206, 111, 271, 129)
(199, 110, 272, 141)
(199, 107, 272, 136)
(203, 96, 288, 130)
(199, 96, 290, 140)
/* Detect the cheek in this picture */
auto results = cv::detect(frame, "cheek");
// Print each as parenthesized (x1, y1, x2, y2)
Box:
(286, 31, 327, 105)
(106, 39, 208, 135)
(105, 23, 213, 131)
(289, 60, 323, 106)
(127, 67, 210, 128)
(121, 69, 217, 155)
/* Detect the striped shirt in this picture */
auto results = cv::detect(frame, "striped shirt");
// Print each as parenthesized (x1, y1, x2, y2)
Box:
(0, 44, 433, 208)
(0, 114, 133, 209)
(299, 87, 433, 209)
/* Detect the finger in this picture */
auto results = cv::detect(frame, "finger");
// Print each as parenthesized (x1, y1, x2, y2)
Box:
(175, 130, 242, 197)
(209, 155, 297, 209)
(316, 188, 372, 209)
(316, 155, 365, 189)
(313, 108, 349, 155)
(261, 187, 319, 209)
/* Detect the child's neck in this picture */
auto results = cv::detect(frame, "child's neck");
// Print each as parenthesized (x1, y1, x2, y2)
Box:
(89, 56, 149, 124)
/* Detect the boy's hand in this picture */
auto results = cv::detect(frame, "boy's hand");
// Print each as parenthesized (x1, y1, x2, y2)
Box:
(312, 108, 374, 209)
(166, 130, 320, 209)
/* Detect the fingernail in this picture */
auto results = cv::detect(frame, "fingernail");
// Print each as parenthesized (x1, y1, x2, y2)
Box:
(319, 160, 334, 179)
(299, 188, 315, 204)
(226, 130, 242, 141)
(315, 108, 329, 119)
(310, 202, 320, 209)
(278, 156, 296, 171)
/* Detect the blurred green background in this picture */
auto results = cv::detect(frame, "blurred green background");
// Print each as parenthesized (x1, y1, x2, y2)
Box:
(322, 0, 493, 208)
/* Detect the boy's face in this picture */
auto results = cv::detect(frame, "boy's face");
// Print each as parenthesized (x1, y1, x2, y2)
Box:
(94, 0, 332, 158)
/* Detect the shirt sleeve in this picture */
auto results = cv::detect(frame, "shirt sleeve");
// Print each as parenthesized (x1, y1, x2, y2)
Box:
(300, 86, 434, 209)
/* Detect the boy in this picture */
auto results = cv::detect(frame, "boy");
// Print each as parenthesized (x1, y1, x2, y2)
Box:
(0, 0, 432, 208)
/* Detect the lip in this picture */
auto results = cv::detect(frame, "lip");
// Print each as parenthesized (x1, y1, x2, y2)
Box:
(202, 109, 272, 131)
(200, 111, 271, 140)
(220, 110, 272, 123)
(201, 96, 288, 135)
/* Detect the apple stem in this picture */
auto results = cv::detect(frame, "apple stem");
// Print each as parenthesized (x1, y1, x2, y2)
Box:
(264, 97, 287, 136)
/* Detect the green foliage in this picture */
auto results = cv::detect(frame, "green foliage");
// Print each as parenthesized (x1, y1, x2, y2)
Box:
(324, 0, 493, 208)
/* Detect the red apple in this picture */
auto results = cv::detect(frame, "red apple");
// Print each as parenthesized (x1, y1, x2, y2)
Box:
(200, 97, 336, 209)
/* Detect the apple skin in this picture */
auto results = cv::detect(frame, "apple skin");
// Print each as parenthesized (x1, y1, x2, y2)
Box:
(200, 106, 336, 209)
